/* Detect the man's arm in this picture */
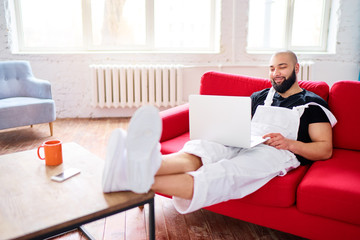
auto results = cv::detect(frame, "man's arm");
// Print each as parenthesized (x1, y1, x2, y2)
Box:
(263, 122, 333, 161)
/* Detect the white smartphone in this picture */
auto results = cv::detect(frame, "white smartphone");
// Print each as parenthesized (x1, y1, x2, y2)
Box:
(51, 168, 81, 182)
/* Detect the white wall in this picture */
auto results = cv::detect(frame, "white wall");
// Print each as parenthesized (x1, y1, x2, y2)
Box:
(0, 0, 359, 118)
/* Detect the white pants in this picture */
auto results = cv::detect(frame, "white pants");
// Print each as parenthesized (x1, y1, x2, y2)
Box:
(173, 140, 300, 214)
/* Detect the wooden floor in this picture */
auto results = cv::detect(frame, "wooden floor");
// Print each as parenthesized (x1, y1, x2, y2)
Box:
(0, 119, 306, 240)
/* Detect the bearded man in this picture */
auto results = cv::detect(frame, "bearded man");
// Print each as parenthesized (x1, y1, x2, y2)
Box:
(102, 50, 337, 214)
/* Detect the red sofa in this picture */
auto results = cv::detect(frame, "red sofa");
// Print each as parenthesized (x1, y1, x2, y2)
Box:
(159, 71, 360, 240)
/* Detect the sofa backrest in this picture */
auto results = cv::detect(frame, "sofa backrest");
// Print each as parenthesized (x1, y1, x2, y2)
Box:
(0, 61, 35, 99)
(200, 71, 272, 97)
(329, 80, 360, 151)
(200, 71, 329, 101)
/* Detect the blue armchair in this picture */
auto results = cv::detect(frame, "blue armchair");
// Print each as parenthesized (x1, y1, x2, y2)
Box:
(0, 61, 56, 136)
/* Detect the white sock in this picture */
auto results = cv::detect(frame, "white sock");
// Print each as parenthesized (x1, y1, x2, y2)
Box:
(102, 128, 128, 193)
(126, 105, 162, 193)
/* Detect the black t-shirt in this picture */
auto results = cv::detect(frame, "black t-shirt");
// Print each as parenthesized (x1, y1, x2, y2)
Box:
(250, 88, 330, 165)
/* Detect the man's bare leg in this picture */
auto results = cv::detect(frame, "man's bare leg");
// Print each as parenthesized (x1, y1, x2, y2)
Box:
(156, 152, 203, 175)
(151, 152, 203, 199)
(152, 174, 194, 199)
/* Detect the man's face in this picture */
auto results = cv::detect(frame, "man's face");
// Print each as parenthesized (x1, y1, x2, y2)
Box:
(271, 68, 297, 93)
(269, 54, 298, 93)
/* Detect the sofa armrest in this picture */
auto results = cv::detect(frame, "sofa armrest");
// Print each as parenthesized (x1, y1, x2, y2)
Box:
(160, 103, 189, 142)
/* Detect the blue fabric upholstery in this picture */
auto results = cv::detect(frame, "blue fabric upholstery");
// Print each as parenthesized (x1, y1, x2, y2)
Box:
(0, 61, 56, 134)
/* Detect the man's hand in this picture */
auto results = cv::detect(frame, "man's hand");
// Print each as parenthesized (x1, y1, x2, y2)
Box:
(263, 133, 293, 150)
(262, 122, 333, 161)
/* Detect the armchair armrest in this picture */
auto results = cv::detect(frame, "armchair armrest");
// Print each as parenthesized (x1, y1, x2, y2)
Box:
(25, 77, 53, 99)
(160, 103, 189, 142)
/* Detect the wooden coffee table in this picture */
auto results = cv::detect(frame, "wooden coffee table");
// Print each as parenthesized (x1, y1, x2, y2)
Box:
(0, 142, 155, 240)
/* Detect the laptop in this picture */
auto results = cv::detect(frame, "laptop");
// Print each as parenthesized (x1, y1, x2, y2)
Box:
(189, 94, 268, 148)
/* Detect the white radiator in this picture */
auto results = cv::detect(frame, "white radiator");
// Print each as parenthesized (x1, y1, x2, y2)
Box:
(299, 61, 314, 81)
(90, 64, 183, 108)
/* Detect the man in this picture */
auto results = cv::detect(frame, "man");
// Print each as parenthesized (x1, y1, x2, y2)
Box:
(102, 50, 336, 214)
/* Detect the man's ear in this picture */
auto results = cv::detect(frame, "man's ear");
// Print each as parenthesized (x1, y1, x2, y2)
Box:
(295, 63, 300, 74)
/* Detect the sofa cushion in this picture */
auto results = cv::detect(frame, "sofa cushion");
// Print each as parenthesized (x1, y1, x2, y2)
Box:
(297, 148, 360, 225)
(298, 80, 329, 101)
(240, 165, 309, 207)
(329, 80, 360, 150)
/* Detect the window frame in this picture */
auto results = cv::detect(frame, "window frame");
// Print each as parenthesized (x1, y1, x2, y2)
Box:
(246, 0, 332, 53)
(12, 0, 220, 53)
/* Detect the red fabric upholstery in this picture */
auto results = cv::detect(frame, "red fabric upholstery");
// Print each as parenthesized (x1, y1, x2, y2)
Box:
(205, 201, 360, 240)
(239, 166, 309, 207)
(298, 80, 329, 101)
(159, 72, 330, 208)
(200, 71, 329, 101)
(297, 148, 360, 225)
(160, 103, 189, 142)
(329, 80, 360, 150)
(161, 130, 309, 207)
(161, 132, 189, 154)
(200, 71, 271, 96)
(158, 72, 360, 239)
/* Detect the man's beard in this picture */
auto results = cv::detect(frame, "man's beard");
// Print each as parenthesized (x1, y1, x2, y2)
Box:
(271, 69, 297, 93)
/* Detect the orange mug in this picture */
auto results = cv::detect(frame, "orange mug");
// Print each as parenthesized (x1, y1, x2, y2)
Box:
(37, 140, 63, 166)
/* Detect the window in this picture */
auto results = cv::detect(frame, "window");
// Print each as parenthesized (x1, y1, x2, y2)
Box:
(12, 0, 220, 52)
(247, 0, 331, 52)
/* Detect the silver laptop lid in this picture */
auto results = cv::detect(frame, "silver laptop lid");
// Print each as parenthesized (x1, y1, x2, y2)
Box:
(189, 94, 252, 148)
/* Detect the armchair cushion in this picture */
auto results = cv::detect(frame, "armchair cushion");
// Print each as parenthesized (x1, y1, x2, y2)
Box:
(0, 97, 56, 130)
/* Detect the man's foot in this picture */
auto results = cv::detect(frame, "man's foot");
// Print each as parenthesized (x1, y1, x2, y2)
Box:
(102, 128, 128, 193)
(126, 105, 162, 193)
(102, 105, 162, 194)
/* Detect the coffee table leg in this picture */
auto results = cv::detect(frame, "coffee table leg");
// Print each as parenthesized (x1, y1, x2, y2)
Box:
(79, 225, 96, 240)
(79, 197, 155, 240)
(149, 198, 155, 240)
